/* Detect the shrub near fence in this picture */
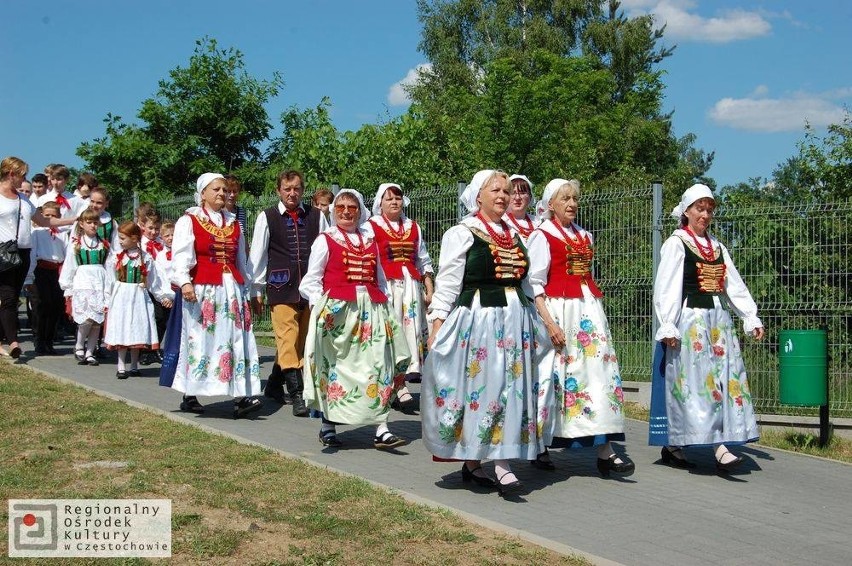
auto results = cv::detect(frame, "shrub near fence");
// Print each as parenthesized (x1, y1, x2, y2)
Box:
(133, 185, 852, 418)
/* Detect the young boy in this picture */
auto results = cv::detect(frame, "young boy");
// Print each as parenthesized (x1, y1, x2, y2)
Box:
(152, 220, 177, 353)
(25, 201, 68, 355)
(136, 205, 165, 365)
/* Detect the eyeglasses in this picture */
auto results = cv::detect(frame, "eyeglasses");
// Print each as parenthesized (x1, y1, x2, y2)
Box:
(334, 204, 358, 213)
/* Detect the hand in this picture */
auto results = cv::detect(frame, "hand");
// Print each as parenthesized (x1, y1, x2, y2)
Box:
(161, 299, 174, 309)
(753, 327, 765, 341)
(663, 337, 680, 349)
(250, 296, 264, 316)
(547, 322, 566, 349)
(423, 290, 433, 305)
(427, 319, 444, 349)
(181, 283, 197, 303)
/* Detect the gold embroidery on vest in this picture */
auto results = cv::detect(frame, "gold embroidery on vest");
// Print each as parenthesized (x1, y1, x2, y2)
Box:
(388, 240, 415, 262)
(343, 251, 377, 284)
(697, 262, 726, 293)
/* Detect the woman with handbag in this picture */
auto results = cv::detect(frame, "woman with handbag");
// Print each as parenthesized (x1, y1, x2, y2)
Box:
(0, 156, 76, 359)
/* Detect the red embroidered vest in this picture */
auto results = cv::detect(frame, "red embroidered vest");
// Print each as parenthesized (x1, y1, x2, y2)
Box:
(322, 234, 387, 303)
(188, 214, 244, 285)
(541, 230, 603, 298)
(369, 219, 422, 281)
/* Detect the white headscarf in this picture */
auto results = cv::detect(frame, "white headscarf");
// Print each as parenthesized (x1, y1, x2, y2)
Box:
(372, 183, 410, 216)
(535, 178, 571, 220)
(330, 188, 370, 228)
(195, 173, 224, 206)
(459, 169, 497, 215)
(671, 183, 715, 218)
(508, 174, 534, 194)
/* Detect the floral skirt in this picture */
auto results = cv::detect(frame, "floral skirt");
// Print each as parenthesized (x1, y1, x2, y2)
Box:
(104, 281, 158, 349)
(650, 301, 758, 447)
(170, 275, 261, 398)
(421, 289, 548, 461)
(538, 292, 626, 448)
(387, 274, 428, 374)
(303, 290, 411, 425)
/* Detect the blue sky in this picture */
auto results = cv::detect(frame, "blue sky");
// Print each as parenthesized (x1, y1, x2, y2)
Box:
(1, 0, 849, 190)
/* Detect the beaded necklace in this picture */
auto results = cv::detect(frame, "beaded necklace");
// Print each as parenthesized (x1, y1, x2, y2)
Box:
(551, 220, 591, 253)
(684, 226, 716, 262)
(381, 214, 406, 239)
(337, 227, 366, 254)
(507, 214, 535, 237)
(476, 212, 514, 249)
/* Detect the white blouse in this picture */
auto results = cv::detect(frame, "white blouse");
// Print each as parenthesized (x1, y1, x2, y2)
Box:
(0, 193, 35, 248)
(653, 229, 762, 341)
(171, 207, 249, 289)
(298, 226, 389, 307)
(428, 216, 534, 321)
(526, 220, 595, 298)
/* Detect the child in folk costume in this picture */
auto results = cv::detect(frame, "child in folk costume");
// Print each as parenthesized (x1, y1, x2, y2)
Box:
(153, 220, 177, 341)
(25, 201, 68, 356)
(367, 183, 434, 411)
(59, 208, 111, 366)
(104, 221, 171, 379)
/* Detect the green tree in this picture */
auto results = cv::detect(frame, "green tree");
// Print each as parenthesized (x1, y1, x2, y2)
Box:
(77, 37, 283, 202)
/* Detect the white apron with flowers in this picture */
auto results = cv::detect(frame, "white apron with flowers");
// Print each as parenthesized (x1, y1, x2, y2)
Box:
(170, 274, 261, 397)
(303, 290, 411, 425)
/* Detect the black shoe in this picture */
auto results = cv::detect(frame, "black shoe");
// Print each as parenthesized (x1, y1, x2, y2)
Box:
(318, 429, 342, 447)
(127, 368, 141, 377)
(291, 394, 309, 417)
(660, 446, 696, 469)
(85, 356, 99, 367)
(74, 350, 86, 362)
(116, 370, 128, 379)
(179, 396, 205, 414)
(461, 463, 496, 488)
(496, 471, 523, 496)
(374, 431, 407, 450)
(391, 396, 418, 414)
(264, 364, 286, 403)
(139, 352, 154, 366)
(716, 453, 744, 472)
(233, 397, 263, 419)
(597, 454, 636, 477)
(529, 451, 556, 471)
(406, 372, 422, 384)
(45, 345, 59, 356)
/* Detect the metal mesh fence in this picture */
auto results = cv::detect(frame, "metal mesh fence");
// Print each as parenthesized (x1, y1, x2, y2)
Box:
(130, 185, 852, 417)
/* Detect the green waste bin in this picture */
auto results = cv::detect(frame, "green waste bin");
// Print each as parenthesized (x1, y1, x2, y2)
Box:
(779, 329, 827, 405)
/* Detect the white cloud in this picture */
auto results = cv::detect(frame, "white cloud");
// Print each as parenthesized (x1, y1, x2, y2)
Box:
(708, 90, 850, 132)
(387, 64, 432, 107)
(621, 0, 770, 43)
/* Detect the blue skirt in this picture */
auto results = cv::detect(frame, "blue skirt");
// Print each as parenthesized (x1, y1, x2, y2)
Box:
(158, 294, 183, 387)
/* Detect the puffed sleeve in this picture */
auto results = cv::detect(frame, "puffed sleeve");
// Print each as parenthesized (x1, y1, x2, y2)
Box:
(171, 215, 196, 288)
(58, 244, 78, 292)
(653, 235, 685, 341)
(247, 211, 270, 298)
(427, 225, 474, 321)
(526, 229, 550, 297)
(299, 234, 330, 307)
(145, 253, 169, 303)
(720, 242, 763, 332)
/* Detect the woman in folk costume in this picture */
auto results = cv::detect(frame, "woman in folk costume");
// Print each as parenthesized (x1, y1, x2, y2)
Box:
(527, 179, 634, 477)
(104, 220, 171, 378)
(422, 169, 547, 497)
(651, 183, 764, 471)
(502, 174, 537, 243)
(367, 183, 434, 412)
(299, 189, 411, 450)
(163, 173, 262, 418)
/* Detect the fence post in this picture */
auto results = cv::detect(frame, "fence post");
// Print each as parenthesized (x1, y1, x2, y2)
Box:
(651, 181, 663, 344)
(331, 182, 339, 195)
(457, 181, 466, 222)
(133, 190, 139, 218)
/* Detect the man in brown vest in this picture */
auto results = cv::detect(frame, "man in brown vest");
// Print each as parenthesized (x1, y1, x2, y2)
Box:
(249, 170, 325, 416)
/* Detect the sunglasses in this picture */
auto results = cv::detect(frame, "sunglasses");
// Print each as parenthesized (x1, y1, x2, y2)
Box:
(335, 204, 358, 213)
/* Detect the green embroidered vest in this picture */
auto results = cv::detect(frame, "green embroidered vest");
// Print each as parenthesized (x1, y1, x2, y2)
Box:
(456, 228, 530, 308)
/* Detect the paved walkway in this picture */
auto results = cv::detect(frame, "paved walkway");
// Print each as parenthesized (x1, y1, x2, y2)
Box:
(9, 334, 851, 566)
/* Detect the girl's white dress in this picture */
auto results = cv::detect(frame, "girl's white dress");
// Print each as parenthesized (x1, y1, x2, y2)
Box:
(58, 234, 110, 324)
(169, 207, 261, 398)
(104, 249, 166, 349)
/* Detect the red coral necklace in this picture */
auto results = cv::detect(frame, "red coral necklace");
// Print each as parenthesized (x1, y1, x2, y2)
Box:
(476, 212, 514, 248)
(338, 227, 366, 253)
(551, 220, 590, 252)
(684, 226, 716, 261)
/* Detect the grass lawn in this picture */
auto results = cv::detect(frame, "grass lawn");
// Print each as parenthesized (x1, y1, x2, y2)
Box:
(0, 361, 590, 565)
